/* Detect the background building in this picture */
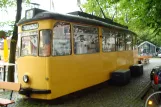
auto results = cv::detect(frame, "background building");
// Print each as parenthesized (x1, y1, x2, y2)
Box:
(138, 41, 156, 56)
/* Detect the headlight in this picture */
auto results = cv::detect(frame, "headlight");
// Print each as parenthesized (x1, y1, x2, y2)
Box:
(148, 100, 153, 105)
(23, 75, 29, 83)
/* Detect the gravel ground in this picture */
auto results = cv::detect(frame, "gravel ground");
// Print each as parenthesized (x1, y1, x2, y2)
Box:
(1, 58, 161, 107)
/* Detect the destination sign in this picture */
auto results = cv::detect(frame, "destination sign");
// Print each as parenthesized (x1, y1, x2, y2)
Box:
(22, 23, 38, 31)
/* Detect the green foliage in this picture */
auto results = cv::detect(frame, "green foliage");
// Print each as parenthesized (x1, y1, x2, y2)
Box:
(0, 30, 6, 39)
(83, 0, 161, 46)
(0, 21, 14, 27)
(0, 0, 30, 36)
(0, 0, 16, 9)
(0, 21, 14, 31)
(0, 21, 15, 37)
(0, 30, 12, 38)
(0, 0, 30, 8)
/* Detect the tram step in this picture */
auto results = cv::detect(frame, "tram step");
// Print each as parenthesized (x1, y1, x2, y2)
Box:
(111, 69, 131, 86)
(130, 64, 143, 77)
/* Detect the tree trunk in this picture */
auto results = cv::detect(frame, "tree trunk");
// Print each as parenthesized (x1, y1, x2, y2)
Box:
(7, 0, 22, 82)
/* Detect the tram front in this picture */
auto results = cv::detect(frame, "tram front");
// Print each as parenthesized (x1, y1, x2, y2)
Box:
(17, 9, 53, 99)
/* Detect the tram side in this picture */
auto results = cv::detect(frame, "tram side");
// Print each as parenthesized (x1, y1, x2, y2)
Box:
(17, 17, 138, 100)
(48, 21, 137, 99)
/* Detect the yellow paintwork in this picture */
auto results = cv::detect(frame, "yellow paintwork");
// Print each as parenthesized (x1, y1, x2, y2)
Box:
(17, 19, 138, 100)
(3, 39, 8, 62)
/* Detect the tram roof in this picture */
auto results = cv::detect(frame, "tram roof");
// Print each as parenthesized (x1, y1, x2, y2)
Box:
(18, 8, 136, 35)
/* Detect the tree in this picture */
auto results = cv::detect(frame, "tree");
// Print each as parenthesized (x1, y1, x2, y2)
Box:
(7, 0, 22, 82)
(0, 21, 14, 37)
(0, 30, 6, 39)
(83, 0, 161, 46)
(0, 0, 30, 82)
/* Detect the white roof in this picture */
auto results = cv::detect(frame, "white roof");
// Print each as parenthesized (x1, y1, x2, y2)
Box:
(138, 41, 156, 48)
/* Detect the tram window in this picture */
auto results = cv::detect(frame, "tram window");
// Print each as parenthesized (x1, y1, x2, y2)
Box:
(116, 33, 125, 51)
(53, 22, 71, 56)
(39, 30, 52, 56)
(73, 25, 99, 54)
(133, 35, 137, 50)
(125, 34, 132, 50)
(21, 31, 38, 56)
(102, 28, 115, 52)
(17, 33, 21, 57)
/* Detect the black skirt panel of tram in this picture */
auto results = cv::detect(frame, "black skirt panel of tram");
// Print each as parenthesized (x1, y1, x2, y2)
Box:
(111, 69, 131, 86)
(19, 88, 51, 97)
(130, 64, 143, 77)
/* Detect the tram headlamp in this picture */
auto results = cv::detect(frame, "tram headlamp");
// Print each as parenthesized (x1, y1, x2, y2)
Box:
(23, 75, 29, 83)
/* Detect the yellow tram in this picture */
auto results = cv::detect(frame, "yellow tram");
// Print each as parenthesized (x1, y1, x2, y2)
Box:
(17, 8, 138, 100)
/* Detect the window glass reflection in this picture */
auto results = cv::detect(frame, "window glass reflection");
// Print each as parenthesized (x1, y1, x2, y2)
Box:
(21, 32, 38, 56)
(39, 30, 51, 56)
(73, 25, 99, 54)
(53, 22, 71, 56)
(102, 28, 115, 52)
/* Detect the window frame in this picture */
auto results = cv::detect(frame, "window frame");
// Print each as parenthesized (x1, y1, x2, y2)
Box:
(125, 33, 133, 51)
(52, 21, 72, 56)
(133, 34, 137, 50)
(73, 24, 100, 55)
(115, 31, 125, 51)
(102, 28, 116, 53)
(20, 31, 38, 57)
(38, 29, 52, 57)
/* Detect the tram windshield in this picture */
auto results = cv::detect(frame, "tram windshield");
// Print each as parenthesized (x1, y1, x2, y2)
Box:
(39, 30, 52, 56)
(21, 31, 38, 56)
(20, 30, 52, 56)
